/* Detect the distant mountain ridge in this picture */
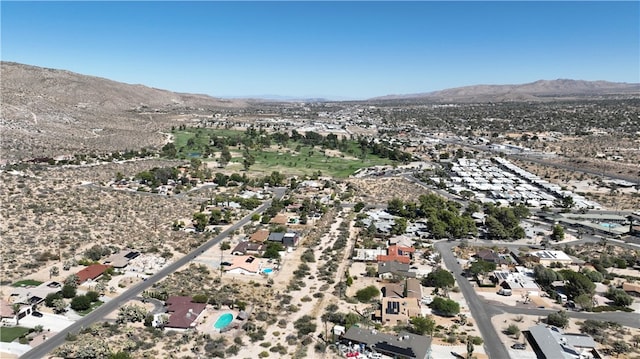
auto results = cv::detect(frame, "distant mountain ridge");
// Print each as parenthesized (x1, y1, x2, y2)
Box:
(370, 79, 640, 102)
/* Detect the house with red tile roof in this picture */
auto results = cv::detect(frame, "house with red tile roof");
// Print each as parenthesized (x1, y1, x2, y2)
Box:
(76, 264, 111, 283)
(377, 245, 414, 265)
(164, 296, 207, 329)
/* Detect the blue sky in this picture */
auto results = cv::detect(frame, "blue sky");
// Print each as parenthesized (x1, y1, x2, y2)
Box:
(2, 1, 638, 100)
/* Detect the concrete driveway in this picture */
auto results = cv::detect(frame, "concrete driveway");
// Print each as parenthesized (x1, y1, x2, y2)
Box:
(17, 312, 75, 332)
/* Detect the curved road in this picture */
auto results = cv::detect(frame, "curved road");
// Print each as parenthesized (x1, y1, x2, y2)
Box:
(21, 187, 286, 359)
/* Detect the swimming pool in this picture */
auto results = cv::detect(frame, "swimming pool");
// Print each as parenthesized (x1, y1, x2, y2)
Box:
(262, 268, 273, 274)
(214, 313, 233, 330)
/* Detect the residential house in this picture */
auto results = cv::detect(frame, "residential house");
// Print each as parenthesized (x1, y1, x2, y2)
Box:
(267, 232, 285, 244)
(9, 281, 62, 307)
(231, 242, 267, 256)
(388, 235, 415, 248)
(525, 324, 597, 359)
(164, 296, 207, 330)
(102, 249, 140, 269)
(378, 261, 416, 279)
(0, 299, 22, 324)
(377, 279, 422, 325)
(377, 245, 414, 265)
(353, 248, 387, 262)
(529, 250, 575, 267)
(249, 229, 270, 243)
(283, 232, 299, 247)
(492, 267, 539, 295)
(225, 255, 262, 275)
(268, 231, 299, 247)
(340, 326, 432, 359)
(76, 264, 111, 284)
(622, 282, 640, 297)
(475, 249, 509, 265)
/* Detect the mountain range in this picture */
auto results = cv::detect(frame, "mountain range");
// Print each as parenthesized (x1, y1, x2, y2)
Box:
(1, 61, 639, 161)
(370, 79, 640, 102)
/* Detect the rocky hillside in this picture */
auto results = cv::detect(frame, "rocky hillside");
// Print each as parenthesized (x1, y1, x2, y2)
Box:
(1, 62, 246, 162)
(371, 79, 640, 102)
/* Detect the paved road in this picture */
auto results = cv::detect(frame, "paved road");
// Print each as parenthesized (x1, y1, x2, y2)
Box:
(20, 187, 286, 359)
(435, 241, 510, 358)
(435, 240, 640, 358)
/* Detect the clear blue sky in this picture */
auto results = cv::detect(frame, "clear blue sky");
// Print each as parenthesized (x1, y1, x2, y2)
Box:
(2, 1, 638, 100)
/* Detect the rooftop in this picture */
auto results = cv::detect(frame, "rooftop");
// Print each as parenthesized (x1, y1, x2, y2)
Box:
(342, 326, 431, 359)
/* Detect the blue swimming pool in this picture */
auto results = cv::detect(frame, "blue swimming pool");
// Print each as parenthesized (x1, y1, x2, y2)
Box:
(262, 268, 273, 274)
(214, 313, 233, 330)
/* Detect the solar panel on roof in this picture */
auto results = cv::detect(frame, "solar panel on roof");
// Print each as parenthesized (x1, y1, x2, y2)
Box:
(375, 342, 415, 357)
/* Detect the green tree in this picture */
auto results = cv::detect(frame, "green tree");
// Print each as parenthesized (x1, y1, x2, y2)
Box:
(64, 274, 80, 289)
(354, 202, 365, 213)
(468, 260, 497, 277)
(390, 217, 408, 235)
(505, 324, 521, 337)
(355, 285, 380, 303)
(546, 310, 569, 328)
(430, 297, 460, 317)
(423, 268, 455, 291)
(533, 265, 563, 286)
(263, 242, 284, 259)
(45, 292, 63, 307)
(268, 171, 285, 186)
(410, 315, 436, 336)
(582, 269, 604, 283)
(558, 195, 575, 209)
(559, 269, 595, 299)
(574, 294, 594, 311)
(219, 147, 232, 167)
(606, 288, 633, 307)
(192, 212, 208, 232)
(49, 266, 59, 279)
(86, 291, 100, 302)
(70, 295, 92, 311)
(61, 284, 77, 298)
(161, 142, 177, 158)
(52, 298, 67, 313)
(242, 151, 255, 171)
(551, 224, 565, 241)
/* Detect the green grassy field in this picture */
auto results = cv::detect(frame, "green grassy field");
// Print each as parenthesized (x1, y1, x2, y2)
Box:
(11, 279, 43, 287)
(171, 128, 394, 178)
(0, 326, 30, 342)
(236, 145, 390, 178)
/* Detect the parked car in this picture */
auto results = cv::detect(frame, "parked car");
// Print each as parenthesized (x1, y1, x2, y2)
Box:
(511, 343, 526, 350)
(32, 311, 43, 317)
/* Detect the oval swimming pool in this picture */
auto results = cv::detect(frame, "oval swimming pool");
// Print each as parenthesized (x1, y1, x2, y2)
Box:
(214, 313, 233, 330)
(262, 268, 273, 274)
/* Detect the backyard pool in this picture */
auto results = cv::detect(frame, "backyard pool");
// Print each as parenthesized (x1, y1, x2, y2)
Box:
(214, 313, 233, 330)
(262, 268, 273, 274)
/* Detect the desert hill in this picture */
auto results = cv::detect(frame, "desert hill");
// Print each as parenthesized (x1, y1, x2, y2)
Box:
(371, 79, 640, 102)
(0, 62, 246, 162)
